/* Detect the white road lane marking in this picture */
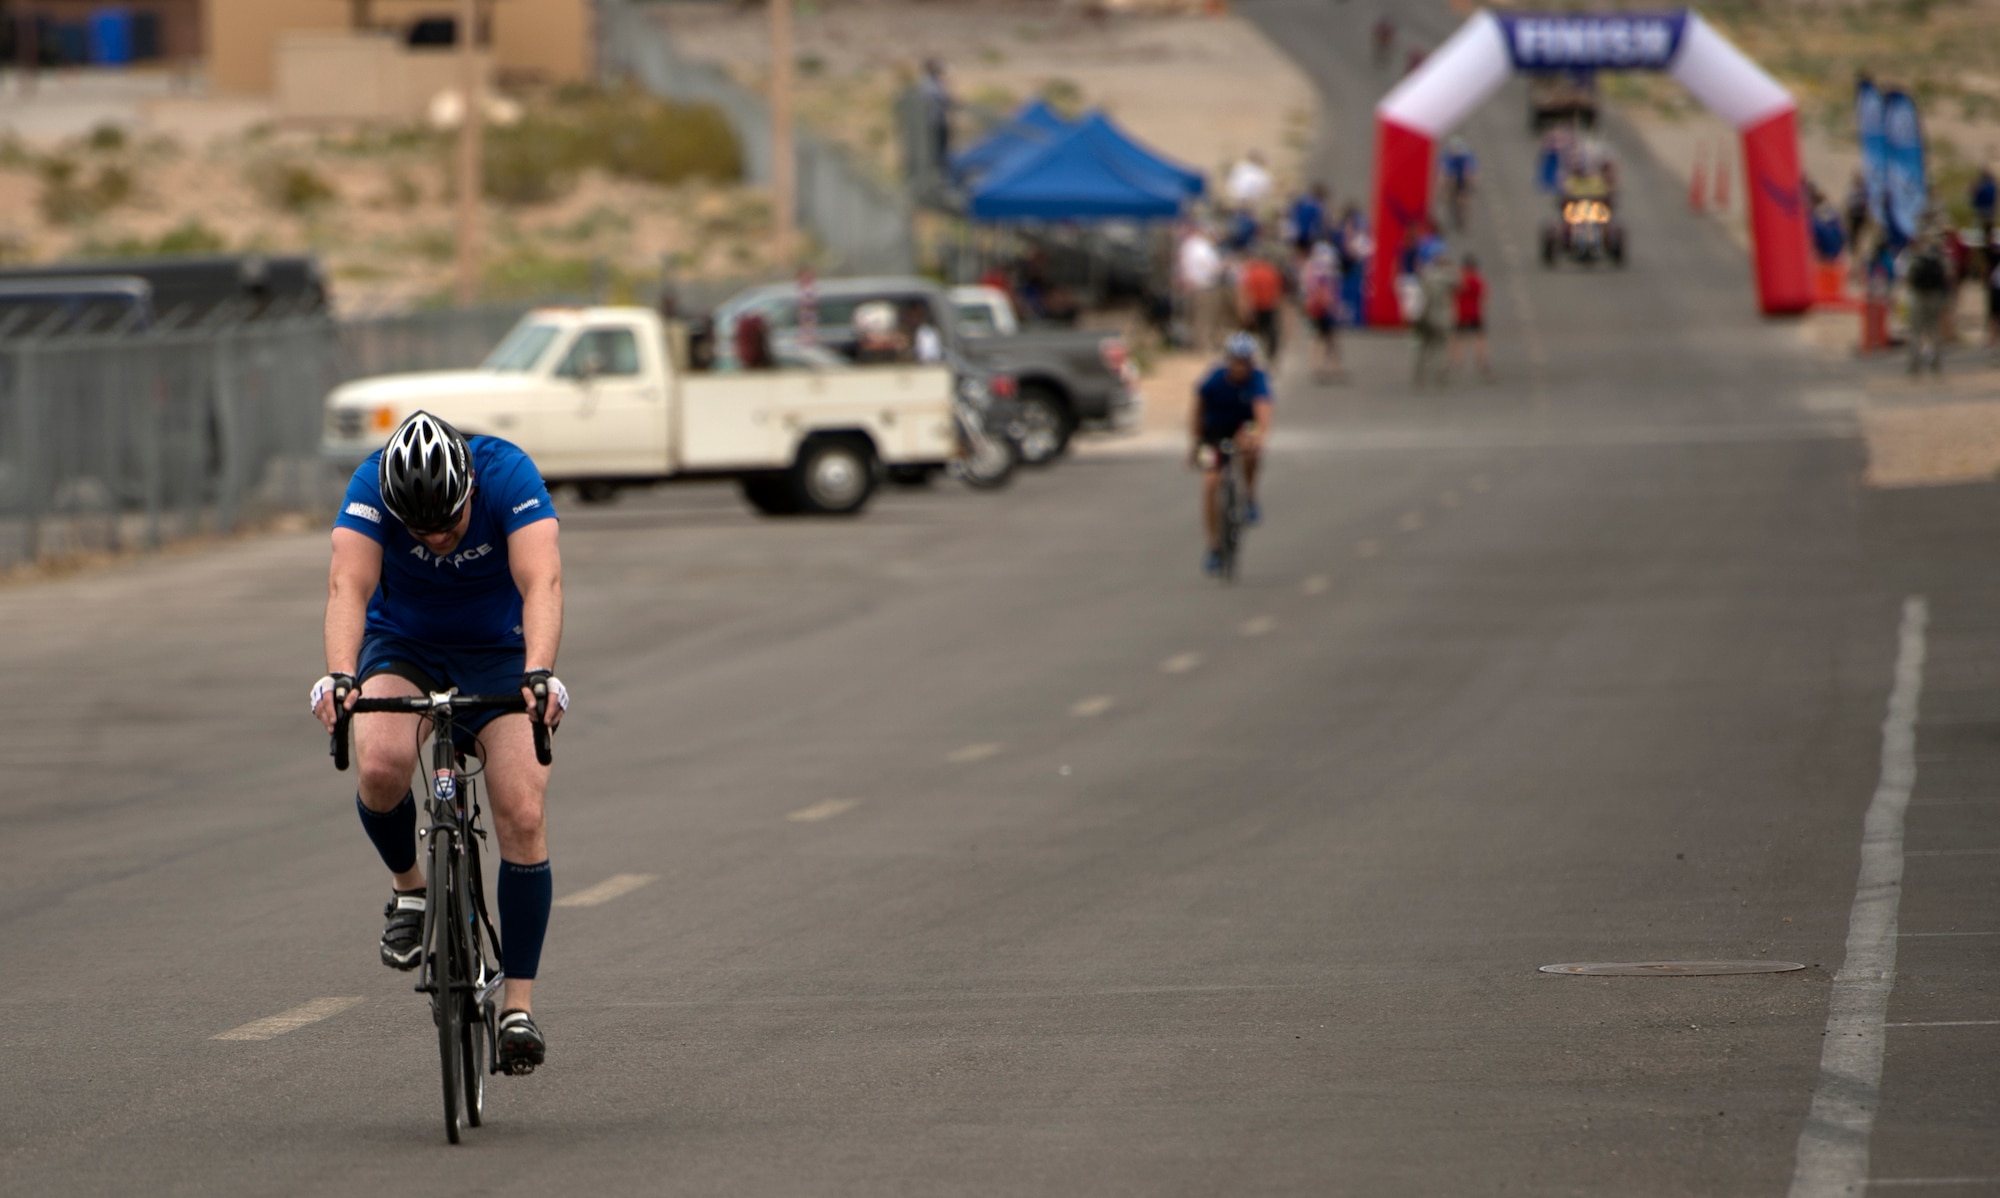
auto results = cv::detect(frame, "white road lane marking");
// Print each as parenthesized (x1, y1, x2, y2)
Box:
(1159, 652, 1203, 675)
(1787, 596, 1928, 1198)
(786, 800, 858, 823)
(556, 873, 659, 907)
(1301, 574, 1330, 595)
(946, 742, 1002, 763)
(1883, 1020, 2000, 1028)
(1398, 511, 1424, 532)
(213, 997, 363, 1041)
(1069, 695, 1115, 718)
(1240, 616, 1277, 637)
(1355, 539, 1381, 558)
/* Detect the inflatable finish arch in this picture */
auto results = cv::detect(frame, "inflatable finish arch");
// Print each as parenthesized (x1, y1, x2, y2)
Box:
(1366, 10, 1812, 325)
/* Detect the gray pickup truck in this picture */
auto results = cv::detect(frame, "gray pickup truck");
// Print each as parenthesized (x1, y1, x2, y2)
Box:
(711, 276, 1140, 465)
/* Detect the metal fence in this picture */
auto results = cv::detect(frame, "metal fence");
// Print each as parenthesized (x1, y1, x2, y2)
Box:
(599, 0, 916, 275)
(0, 305, 529, 572)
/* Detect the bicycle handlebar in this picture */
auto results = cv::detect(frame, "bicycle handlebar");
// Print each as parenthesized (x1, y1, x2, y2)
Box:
(331, 690, 553, 771)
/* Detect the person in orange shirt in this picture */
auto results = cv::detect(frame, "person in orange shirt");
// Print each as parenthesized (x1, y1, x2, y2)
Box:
(1237, 253, 1286, 362)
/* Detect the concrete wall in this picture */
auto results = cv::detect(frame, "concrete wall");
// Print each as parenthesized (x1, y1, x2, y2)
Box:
(276, 32, 492, 123)
(204, 0, 588, 95)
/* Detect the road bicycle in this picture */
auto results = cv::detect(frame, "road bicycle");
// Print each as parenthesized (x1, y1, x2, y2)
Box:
(331, 686, 552, 1144)
(1212, 437, 1245, 583)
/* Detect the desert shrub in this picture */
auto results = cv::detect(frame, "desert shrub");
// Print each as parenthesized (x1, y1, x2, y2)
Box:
(86, 123, 128, 152)
(38, 157, 138, 224)
(250, 160, 338, 214)
(79, 219, 228, 258)
(1037, 77, 1084, 117)
(476, 86, 741, 206)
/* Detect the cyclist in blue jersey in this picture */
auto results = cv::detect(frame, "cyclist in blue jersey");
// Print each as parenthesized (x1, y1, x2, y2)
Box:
(310, 411, 567, 1074)
(1187, 333, 1275, 575)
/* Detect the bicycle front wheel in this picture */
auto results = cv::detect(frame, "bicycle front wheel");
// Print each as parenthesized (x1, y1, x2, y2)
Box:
(431, 826, 466, 1144)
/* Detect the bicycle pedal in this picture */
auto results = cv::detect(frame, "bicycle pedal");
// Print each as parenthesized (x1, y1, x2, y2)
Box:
(501, 1061, 536, 1077)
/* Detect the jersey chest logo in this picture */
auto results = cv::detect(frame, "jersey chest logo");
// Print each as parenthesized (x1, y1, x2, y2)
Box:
(408, 542, 495, 570)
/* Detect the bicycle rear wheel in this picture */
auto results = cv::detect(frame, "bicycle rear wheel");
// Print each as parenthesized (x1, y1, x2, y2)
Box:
(1218, 470, 1240, 583)
(431, 825, 466, 1144)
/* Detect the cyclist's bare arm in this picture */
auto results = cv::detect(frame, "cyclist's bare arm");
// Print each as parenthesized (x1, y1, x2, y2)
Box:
(318, 529, 384, 731)
(508, 520, 564, 726)
(1245, 398, 1275, 450)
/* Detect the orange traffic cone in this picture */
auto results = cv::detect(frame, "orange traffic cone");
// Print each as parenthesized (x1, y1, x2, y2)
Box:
(1814, 260, 1859, 310)
(1712, 151, 1731, 211)
(1688, 142, 1708, 214)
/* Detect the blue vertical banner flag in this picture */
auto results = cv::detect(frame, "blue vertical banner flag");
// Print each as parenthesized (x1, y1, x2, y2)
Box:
(1855, 79, 1888, 230)
(1880, 89, 1927, 246)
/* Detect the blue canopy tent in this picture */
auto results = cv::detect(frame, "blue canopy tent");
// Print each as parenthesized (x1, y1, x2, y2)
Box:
(1072, 113, 1205, 200)
(968, 122, 1190, 221)
(951, 99, 1074, 183)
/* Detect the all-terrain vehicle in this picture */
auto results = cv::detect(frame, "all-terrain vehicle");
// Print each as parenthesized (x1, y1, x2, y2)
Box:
(1541, 174, 1625, 268)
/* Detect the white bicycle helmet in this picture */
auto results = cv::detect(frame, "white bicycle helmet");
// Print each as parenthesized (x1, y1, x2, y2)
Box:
(1223, 331, 1259, 362)
(379, 410, 472, 532)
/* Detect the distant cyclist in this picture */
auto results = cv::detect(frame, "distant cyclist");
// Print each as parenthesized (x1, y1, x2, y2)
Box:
(311, 411, 568, 1075)
(1187, 333, 1275, 575)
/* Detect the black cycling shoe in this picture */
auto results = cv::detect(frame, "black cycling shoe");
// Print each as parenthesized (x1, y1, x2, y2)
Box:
(496, 1009, 546, 1075)
(380, 889, 426, 971)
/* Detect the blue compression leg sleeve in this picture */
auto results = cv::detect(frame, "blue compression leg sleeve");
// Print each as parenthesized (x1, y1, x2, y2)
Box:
(356, 791, 418, 876)
(497, 859, 553, 980)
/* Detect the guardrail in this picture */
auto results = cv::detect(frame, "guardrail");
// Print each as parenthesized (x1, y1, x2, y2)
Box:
(0, 305, 530, 573)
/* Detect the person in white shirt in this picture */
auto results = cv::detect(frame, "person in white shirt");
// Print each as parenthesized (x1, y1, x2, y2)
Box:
(1177, 224, 1226, 351)
(1225, 150, 1274, 208)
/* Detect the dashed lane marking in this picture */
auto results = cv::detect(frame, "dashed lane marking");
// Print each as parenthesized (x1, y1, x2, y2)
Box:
(1355, 540, 1381, 558)
(1241, 616, 1277, 637)
(786, 800, 858, 823)
(1159, 652, 1204, 675)
(1302, 574, 1330, 595)
(1883, 1020, 2000, 1029)
(1398, 511, 1425, 532)
(947, 742, 1002, 764)
(1069, 696, 1116, 718)
(556, 873, 659, 907)
(214, 997, 363, 1041)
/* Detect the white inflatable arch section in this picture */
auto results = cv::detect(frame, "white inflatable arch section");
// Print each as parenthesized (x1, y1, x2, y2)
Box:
(1366, 9, 1811, 324)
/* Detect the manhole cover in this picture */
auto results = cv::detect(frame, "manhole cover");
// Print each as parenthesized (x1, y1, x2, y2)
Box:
(1540, 960, 1806, 977)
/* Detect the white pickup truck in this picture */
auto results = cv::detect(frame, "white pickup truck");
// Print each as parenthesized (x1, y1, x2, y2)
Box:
(321, 306, 958, 515)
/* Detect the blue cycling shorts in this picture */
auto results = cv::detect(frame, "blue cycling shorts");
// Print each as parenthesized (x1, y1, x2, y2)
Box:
(357, 632, 524, 749)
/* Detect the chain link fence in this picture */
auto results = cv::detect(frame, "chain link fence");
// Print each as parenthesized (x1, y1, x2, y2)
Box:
(0, 305, 529, 572)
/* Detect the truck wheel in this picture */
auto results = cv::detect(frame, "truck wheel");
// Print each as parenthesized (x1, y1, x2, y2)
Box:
(1015, 384, 1072, 467)
(575, 481, 619, 505)
(740, 474, 801, 516)
(793, 436, 875, 515)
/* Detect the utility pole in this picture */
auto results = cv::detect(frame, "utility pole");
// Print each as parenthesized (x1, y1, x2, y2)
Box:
(769, 0, 796, 262)
(453, 0, 484, 306)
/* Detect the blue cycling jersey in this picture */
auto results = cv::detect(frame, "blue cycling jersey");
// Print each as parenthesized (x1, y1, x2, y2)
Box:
(333, 436, 557, 649)
(1196, 366, 1272, 440)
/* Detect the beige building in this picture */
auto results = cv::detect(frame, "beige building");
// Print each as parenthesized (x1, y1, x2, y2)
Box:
(202, 0, 591, 95)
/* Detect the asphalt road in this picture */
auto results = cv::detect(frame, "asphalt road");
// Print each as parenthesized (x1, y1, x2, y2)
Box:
(3, 3, 1995, 1194)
